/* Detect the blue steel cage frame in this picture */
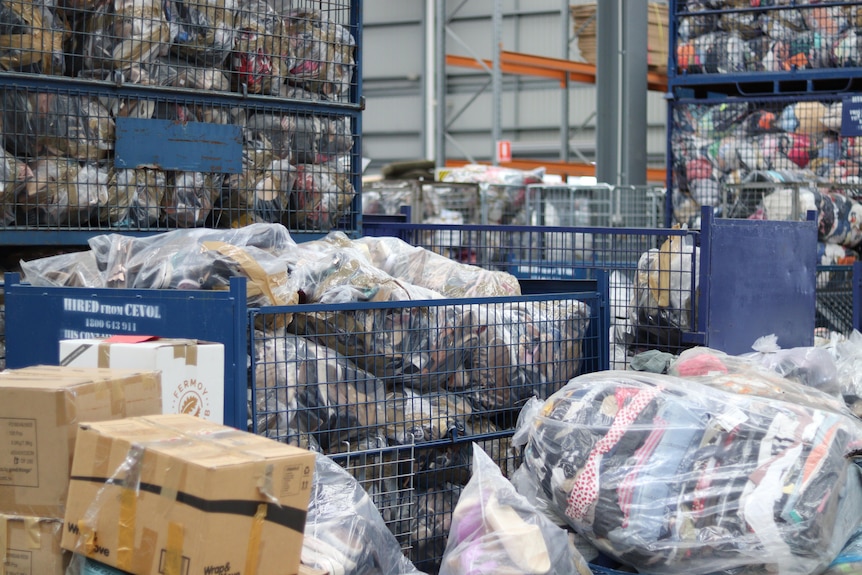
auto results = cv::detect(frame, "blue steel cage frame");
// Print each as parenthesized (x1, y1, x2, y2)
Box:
(0, 1, 364, 246)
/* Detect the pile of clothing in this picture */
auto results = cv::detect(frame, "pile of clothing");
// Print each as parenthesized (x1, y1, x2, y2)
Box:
(0, 1, 357, 232)
(676, 2, 862, 75)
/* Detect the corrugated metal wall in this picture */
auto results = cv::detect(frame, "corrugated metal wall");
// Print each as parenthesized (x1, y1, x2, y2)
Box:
(361, 0, 667, 175)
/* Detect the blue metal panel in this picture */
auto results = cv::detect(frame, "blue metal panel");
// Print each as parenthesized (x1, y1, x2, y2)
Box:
(701, 207, 817, 354)
(115, 118, 243, 173)
(3, 273, 249, 429)
(854, 262, 862, 332)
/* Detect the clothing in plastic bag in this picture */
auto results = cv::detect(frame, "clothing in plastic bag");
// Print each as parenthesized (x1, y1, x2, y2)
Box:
(245, 107, 354, 166)
(355, 235, 521, 298)
(0, 147, 32, 225)
(224, 130, 294, 225)
(162, 171, 222, 227)
(823, 528, 862, 575)
(629, 235, 700, 353)
(283, 9, 355, 99)
(515, 370, 862, 575)
(0, 0, 65, 74)
(411, 482, 462, 574)
(830, 330, 862, 417)
(253, 331, 387, 452)
(145, 56, 232, 91)
(230, 0, 283, 96)
(81, 0, 170, 71)
(20, 249, 103, 287)
(440, 444, 592, 575)
(741, 334, 842, 396)
(302, 453, 426, 575)
(101, 167, 166, 227)
(670, 346, 849, 415)
(288, 163, 355, 231)
(165, 0, 237, 66)
(24, 158, 109, 226)
(86, 224, 297, 307)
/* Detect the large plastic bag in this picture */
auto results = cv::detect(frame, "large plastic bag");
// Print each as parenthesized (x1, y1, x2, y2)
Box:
(163, 171, 222, 227)
(515, 370, 862, 575)
(283, 9, 355, 99)
(823, 528, 862, 575)
(165, 0, 237, 66)
(101, 167, 166, 227)
(303, 452, 425, 575)
(0, 0, 66, 74)
(742, 333, 842, 395)
(669, 346, 849, 415)
(24, 158, 110, 226)
(20, 249, 104, 287)
(355, 235, 521, 298)
(230, 0, 284, 96)
(252, 331, 387, 452)
(440, 444, 591, 575)
(81, 0, 170, 71)
(288, 163, 355, 231)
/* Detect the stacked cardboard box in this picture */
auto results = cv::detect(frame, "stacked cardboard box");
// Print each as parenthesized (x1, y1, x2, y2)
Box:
(0, 366, 162, 575)
(570, 2, 669, 74)
(62, 414, 315, 575)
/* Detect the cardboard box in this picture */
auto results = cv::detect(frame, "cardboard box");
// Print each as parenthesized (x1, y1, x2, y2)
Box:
(1, 516, 69, 575)
(60, 337, 225, 423)
(62, 414, 315, 575)
(0, 366, 162, 517)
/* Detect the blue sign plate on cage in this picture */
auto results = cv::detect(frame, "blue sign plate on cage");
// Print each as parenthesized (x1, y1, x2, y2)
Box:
(115, 118, 243, 173)
(842, 95, 862, 137)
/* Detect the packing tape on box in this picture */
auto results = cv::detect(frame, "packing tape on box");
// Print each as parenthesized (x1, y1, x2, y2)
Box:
(98, 344, 111, 369)
(0, 514, 7, 572)
(117, 488, 137, 571)
(24, 517, 40, 549)
(173, 344, 198, 366)
(111, 380, 126, 417)
(244, 504, 268, 575)
(164, 522, 184, 575)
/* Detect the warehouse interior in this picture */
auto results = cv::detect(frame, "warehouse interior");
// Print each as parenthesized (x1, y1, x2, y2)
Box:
(1, 2, 862, 575)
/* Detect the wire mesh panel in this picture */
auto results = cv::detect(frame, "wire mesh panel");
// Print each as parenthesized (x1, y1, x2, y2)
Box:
(817, 264, 855, 335)
(673, 1, 862, 78)
(524, 184, 613, 228)
(361, 222, 701, 371)
(0, 81, 360, 235)
(0, 0, 359, 104)
(249, 290, 605, 569)
(669, 94, 860, 227)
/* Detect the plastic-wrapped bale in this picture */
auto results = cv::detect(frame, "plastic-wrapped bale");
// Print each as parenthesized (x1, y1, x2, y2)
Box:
(20, 249, 104, 287)
(86, 224, 297, 307)
(163, 171, 221, 227)
(80, 0, 170, 71)
(628, 234, 699, 354)
(23, 158, 109, 226)
(355, 235, 521, 298)
(245, 109, 353, 166)
(288, 163, 355, 231)
(283, 9, 355, 99)
(826, 330, 862, 418)
(669, 346, 848, 415)
(0, 0, 66, 74)
(223, 131, 294, 226)
(0, 147, 31, 225)
(165, 0, 237, 66)
(230, 0, 284, 96)
(445, 300, 590, 414)
(411, 482, 462, 574)
(100, 167, 166, 227)
(303, 453, 425, 575)
(0, 92, 115, 161)
(440, 444, 592, 575)
(515, 370, 862, 575)
(252, 331, 387, 452)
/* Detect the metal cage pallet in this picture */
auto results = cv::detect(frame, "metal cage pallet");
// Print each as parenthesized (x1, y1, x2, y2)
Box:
(363, 181, 666, 230)
(0, 0, 362, 245)
(670, 0, 862, 91)
(365, 206, 820, 367)
(3, 272, 608, 571)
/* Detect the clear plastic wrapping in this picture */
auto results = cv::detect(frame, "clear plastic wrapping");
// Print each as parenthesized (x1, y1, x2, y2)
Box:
(355, 235, 521, 298)
(515, 370, 862, 575)
(166, 0, 237, 66)
(283, 9, 356, 99)
(101, 167, 166, 227)
(25, 158, 109, 225)
(440, 444, 592, 575)
(20, 249, 103, 287)
(288, 163, 355, 231)
(230, 0, 283, 96)
(0, 0, 66, 75)
(303, 453, 425, 575)
(80, 0, 170, 71)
